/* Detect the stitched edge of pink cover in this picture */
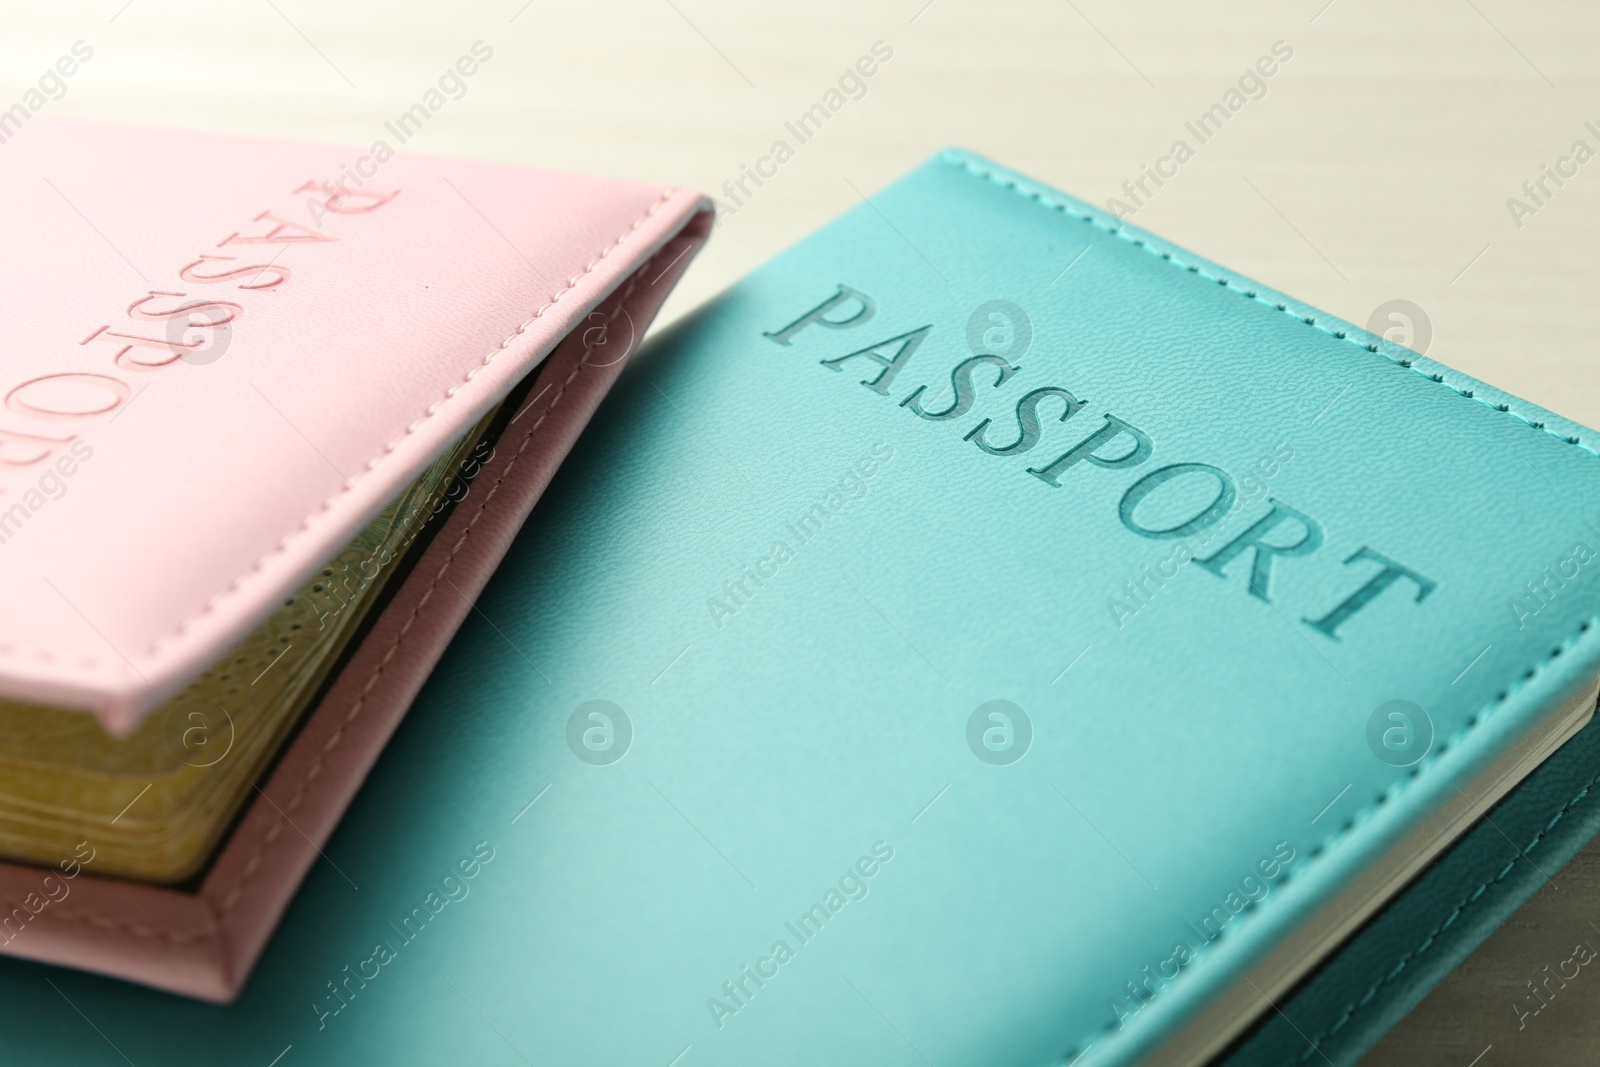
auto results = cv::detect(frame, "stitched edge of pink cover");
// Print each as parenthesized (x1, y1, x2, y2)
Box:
(0, 214, 711, 1001)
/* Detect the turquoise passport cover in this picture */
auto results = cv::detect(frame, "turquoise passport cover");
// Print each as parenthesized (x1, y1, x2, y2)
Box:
(5, 150, 1600, 1066)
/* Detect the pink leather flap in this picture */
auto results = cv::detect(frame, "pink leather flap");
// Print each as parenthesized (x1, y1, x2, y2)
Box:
(0, 118, 707, 732)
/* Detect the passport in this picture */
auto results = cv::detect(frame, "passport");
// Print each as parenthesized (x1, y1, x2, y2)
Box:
(4, 149, 1599, 1066)
(0, 117, 710, 1000)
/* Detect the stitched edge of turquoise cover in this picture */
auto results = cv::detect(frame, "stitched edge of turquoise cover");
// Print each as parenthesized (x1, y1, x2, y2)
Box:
(1219, 708, 1600, 1066)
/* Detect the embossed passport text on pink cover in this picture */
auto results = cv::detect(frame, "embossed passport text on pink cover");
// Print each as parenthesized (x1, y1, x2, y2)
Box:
(0, 117, 710, 999)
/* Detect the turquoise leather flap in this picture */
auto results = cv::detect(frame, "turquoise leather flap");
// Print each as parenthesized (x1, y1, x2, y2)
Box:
(4, 150, 1599, 1066)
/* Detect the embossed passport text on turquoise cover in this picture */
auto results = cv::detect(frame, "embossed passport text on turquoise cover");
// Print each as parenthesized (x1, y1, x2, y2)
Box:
(6, 151, 1600, 1066)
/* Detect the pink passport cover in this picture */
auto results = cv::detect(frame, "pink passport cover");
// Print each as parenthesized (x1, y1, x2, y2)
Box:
(0, 117, 705, 733)
(0, 117, 711, 999)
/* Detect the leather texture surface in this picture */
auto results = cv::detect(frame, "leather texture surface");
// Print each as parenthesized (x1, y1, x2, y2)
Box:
(0, 178, 712, 998)
(0, 149, 1595, 1063)
(0, 117, 707, 732)
(1220, 710, 1600, 1066)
